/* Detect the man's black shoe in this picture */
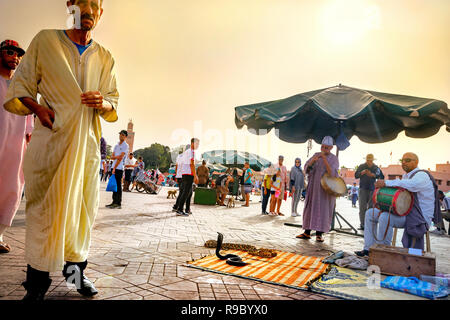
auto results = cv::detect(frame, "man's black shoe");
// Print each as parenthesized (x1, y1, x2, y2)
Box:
(105, 203, 115, 208)
(355, 250, 369, 257)
(22, 278, 52, 301)
(22, 265, 52, 301)
(63, 262, 98, 297)
(76, 275, 98, 297)
(185, 210, 192, 215)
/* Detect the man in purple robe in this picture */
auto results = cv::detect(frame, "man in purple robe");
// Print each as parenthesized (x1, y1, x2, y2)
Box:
(296, 136, 339, 242)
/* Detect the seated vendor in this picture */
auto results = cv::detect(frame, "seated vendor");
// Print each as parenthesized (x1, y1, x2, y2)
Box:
(215, 173, 234, 206)
(355, 152, 439, 257)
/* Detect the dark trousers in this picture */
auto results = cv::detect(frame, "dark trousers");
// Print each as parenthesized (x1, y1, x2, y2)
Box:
(112, 169, 123, 205)
(359, 188, 373, 228)
(124, 169, 133, 182)
(176, 175, 194, 212)
(174, 178, 183, 209)
(351, 193, 358, 206)
(261, 187, 271, 213)
(124, 169, 133, 191)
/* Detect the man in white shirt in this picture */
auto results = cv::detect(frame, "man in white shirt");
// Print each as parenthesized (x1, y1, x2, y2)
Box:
(172, 151, 184, 212)
(106, 130, 129, 209)
(356, 152, 435, 256)
(123, 152, 136, 192)
(174, 139, 199, 216)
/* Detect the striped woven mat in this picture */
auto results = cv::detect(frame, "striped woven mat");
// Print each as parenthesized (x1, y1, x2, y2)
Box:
(187, 250, 329, 290)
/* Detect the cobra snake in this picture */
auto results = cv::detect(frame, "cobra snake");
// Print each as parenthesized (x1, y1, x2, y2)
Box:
(215, 233, 249, 267)
(207, 233, 278, 266)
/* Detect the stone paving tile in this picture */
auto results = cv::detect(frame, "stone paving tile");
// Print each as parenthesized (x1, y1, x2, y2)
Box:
(0, 285, 21, 297)
(244, 295, 261, 300)
(106, 293, 144, 300)
(2, 186, 448, 301)
(258, 295, 294, 300)
(91, 288, 130, 300)
(160, 291, 200, 300)
(94, 276, 131, 288)
(143, 293, 173, 300)
(147, 276, 184, 287)
(160, 280, 198, 292)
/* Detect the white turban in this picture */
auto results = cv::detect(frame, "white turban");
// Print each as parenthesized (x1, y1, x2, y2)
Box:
(321, 136, 334, 146)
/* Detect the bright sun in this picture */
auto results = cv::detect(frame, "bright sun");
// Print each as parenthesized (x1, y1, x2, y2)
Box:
(320, 0, 381, 45)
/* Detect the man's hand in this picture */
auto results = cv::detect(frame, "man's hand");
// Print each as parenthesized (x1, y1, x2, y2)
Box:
(194, 175, 199, 185)
(112, 168, 116, 175)
(292, 187, 296, 194)
(25, 134, 32, 144)
(35, 107, 55, 130)
(81, 91, 104, 109)
(375, 180, 386, 188)
(312, 154, 321, 163)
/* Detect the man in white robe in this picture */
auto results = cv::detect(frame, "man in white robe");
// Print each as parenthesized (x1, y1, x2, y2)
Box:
(3, 0, 119, 300)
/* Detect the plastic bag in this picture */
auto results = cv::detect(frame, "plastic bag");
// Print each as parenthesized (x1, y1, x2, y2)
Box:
(106, 174, 118, 192)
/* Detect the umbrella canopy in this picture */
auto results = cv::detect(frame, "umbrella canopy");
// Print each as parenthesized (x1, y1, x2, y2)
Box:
(202, 150, 272, 171)
(235, 85, 449, 144)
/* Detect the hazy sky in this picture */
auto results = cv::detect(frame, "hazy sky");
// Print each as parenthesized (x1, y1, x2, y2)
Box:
(1, 0, 449, 170)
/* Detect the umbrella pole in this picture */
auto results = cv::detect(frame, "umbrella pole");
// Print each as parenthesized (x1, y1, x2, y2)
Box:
(331, 146, 363, 237)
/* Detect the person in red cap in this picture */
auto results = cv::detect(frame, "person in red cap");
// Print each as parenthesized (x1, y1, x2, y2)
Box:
(0, 40, 34, 254)
(3, 0, 119, 301)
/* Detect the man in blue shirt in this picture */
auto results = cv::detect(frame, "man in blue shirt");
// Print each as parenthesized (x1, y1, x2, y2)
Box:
(354, 154, 384, 230)
(350, 182, 358, 208)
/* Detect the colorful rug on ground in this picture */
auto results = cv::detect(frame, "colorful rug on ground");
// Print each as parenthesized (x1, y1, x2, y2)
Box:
(187, 250, 329, 290)
(310, 266, 427, 300)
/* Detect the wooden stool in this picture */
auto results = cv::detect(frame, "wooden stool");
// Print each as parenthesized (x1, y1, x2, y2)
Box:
(392, 228, 431, 253)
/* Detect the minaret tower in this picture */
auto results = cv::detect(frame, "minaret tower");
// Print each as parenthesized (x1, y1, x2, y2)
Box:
(126, 119, 135, 153)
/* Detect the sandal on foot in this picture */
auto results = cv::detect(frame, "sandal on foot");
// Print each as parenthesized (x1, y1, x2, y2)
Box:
(0, 242, 11, 253)
(316, 236, 325, 242)
(296, 233, 311, 240)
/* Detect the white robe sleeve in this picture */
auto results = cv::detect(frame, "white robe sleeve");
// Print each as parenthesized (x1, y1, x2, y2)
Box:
(98, 54, 119, 122)
(385, 171, 432, 193)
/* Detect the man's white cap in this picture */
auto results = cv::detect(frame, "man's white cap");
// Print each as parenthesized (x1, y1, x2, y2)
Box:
(321, 136, 334, 146)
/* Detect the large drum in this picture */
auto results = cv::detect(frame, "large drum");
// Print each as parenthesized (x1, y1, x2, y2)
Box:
(320, 173, 347, 197)
(372, 187, 414, 216)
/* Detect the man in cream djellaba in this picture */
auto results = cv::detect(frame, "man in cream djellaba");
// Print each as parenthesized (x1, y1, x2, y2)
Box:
(3, 0, 119, 301)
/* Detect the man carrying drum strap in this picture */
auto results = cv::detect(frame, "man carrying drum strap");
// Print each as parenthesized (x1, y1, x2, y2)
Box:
(355, 152, 440, 257)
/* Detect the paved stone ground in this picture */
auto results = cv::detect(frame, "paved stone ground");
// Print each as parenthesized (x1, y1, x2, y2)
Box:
(1, 183, 449, 300)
